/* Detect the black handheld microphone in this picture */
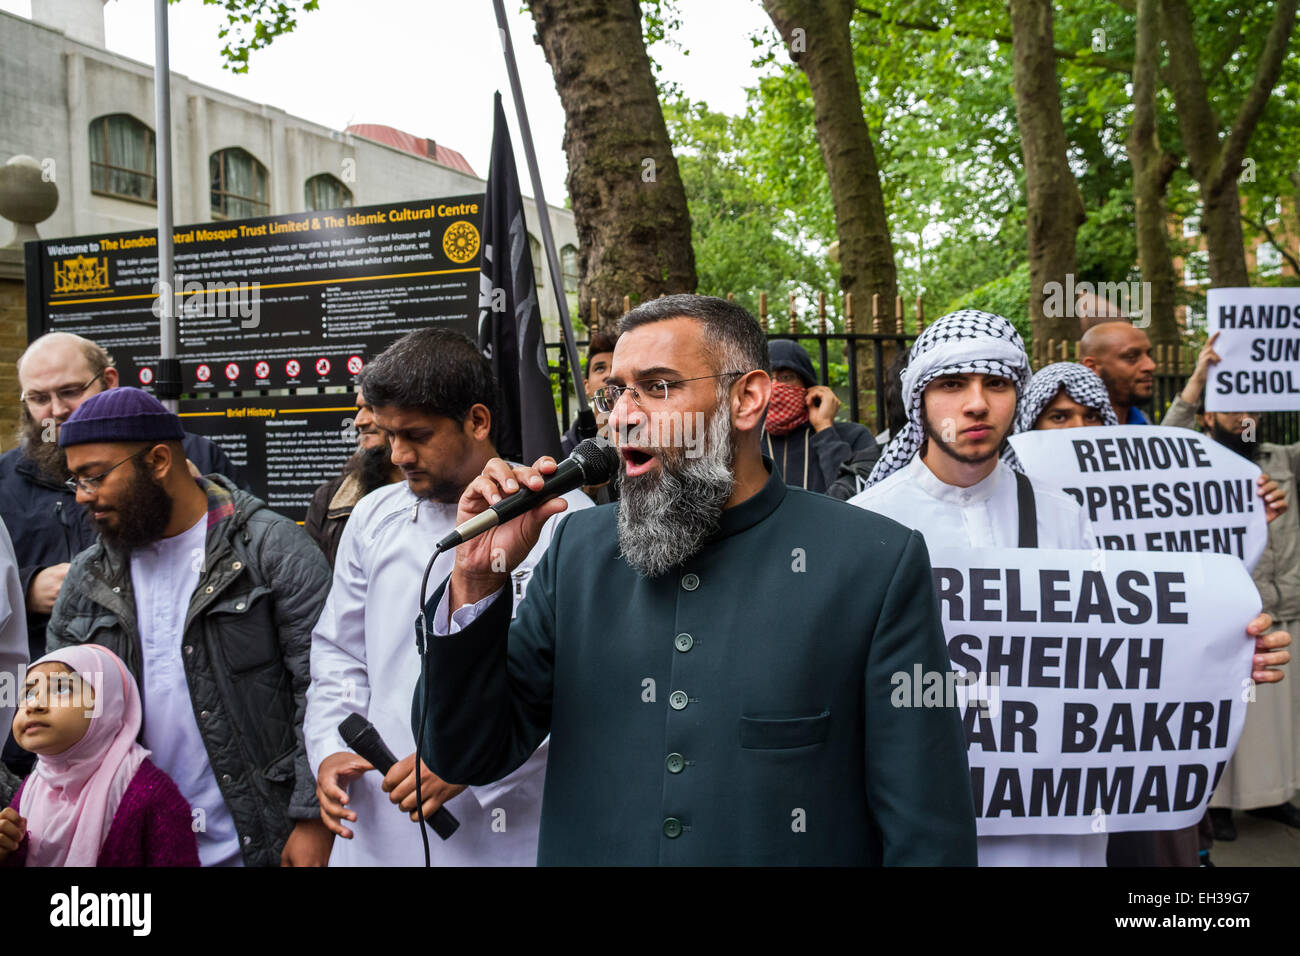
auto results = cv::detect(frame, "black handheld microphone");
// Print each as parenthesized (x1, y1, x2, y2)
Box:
(433, 436, 620, 552)
(337, 713, 460, 840)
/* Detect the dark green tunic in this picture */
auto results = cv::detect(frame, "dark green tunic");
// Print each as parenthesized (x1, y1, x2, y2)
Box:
(413, 463, 977, 865)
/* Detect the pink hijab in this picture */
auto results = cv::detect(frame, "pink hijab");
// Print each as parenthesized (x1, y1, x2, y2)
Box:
(17, 644, 150, 867)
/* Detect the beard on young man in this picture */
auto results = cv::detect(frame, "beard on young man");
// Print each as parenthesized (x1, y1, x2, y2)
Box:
(615, 396, 735, 579)
(91, 456, 174, 550)
(920, 410, 1010, 466)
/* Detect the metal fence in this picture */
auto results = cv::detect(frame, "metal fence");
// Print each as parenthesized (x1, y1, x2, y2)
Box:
(1041, 336, 1300, 444)
(555, 290, 923, 432)
(550, 331, 1300, 445)
(549, 331, 913, 433)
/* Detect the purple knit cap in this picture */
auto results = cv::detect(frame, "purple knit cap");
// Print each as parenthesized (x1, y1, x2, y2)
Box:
(58, 387, 185, 447)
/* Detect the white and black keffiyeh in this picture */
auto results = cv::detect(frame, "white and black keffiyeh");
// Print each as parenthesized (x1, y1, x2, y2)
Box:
(1015, 362, 1119, 432)
(862, 309, 1031, 489)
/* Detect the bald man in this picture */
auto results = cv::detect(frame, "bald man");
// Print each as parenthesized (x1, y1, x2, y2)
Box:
(1078, 321, 1157, 425)
(0, 333, 246, 668)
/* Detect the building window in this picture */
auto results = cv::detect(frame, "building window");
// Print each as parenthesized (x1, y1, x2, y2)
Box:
(304, 173, 352, 211)
(1181, 214, 1200, 238)
(1183, 250, 1209, 286)
(561, 244, 579, 294)
(1256, 242, 1283, 277)
(528, 234, 543, 287)
(89, 114, 156, 203)
(210, 148, 269, 219)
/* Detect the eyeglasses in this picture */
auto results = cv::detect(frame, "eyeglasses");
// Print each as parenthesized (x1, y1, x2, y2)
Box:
(22, 372, 105, 409)
(593, 371, 748, 413)
(65, 447, 152, 494)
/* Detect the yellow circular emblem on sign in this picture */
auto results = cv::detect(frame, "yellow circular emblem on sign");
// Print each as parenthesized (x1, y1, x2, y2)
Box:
(443, 220, 480, 264)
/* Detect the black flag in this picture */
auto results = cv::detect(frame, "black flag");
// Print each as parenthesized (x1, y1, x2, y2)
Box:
(477, 92, 562, 464)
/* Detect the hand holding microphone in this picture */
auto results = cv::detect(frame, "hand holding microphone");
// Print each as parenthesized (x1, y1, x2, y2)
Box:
(445, 438, 618, 608)
(337, 714, 461, 840)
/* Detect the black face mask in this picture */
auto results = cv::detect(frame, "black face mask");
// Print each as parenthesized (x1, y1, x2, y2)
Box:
(1209, 419, 1260, 462)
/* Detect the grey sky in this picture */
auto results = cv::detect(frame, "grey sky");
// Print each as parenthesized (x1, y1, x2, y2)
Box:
(2, 0, 777, 205)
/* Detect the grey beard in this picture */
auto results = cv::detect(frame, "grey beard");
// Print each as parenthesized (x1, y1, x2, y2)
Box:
(616, 405, 735, 578)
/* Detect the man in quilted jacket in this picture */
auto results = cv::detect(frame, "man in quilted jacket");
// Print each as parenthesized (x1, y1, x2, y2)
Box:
(45, 387, 333, 866)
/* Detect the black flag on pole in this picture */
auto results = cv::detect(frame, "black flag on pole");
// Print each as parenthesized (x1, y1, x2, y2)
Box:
(477, 92, 562, 464)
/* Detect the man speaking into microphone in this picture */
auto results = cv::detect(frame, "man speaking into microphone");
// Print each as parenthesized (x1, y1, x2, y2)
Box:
(414, 294, 976, 865)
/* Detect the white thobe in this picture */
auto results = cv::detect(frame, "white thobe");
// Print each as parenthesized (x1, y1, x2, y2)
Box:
(305, 481, 592, 866)
(0, 519, 28, 740)
(850, 454, 1107, 867)
(131, 513, 243, 867)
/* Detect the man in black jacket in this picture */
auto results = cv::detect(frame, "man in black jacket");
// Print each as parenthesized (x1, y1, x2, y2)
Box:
(48, 387, 332, 865)
(0, 333, 246, 663)
(0, 333, 246, 777)
(762, 340, 878, 495)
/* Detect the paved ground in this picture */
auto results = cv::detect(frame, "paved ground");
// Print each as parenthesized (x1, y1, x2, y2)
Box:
(1210, 810, 1300, 866)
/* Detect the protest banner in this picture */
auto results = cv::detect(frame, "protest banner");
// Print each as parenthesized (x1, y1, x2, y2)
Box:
(920, 547, 1257, 836)
(1009, 425, 1267, 570)
(1205, 287, 1300, 412)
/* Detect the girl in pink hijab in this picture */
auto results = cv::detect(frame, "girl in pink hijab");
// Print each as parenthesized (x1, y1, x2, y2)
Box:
(0, 644, 198, 867)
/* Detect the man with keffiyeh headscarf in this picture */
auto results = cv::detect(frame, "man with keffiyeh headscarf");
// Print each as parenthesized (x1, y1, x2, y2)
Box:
(1016, 363, 1120, 432)
(1022, 358, 1289, 866)
(850, 310, 1105, 866)
(849, 311, 1292, 866)
(848, 310, 1095, 554)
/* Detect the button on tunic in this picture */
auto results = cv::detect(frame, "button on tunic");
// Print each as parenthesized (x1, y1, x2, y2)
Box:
(419, 463, 977, 865)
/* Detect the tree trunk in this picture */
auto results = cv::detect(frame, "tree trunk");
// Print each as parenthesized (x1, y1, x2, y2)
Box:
(1199, 186, 1251, 287)
(1008, 0, 1086, 363)
(1161, 0, 1298, 288)
(762, 0, 897, 419)
(528, 0, 697, 331)
(1126, 0, 1180, 349)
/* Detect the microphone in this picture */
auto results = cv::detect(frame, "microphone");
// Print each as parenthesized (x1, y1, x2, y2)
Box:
(337, 713, 460, 840)
(434, 436, 619, 552)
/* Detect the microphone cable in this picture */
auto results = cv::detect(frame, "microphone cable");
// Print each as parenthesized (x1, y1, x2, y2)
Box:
(413, 536, 448, 868)
(409, 439, 616, 865)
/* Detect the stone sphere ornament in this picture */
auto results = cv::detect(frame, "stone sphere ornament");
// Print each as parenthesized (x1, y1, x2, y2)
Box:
(0, 154, 59, 246)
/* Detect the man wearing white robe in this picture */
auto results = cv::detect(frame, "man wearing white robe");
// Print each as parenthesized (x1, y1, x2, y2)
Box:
(305, 481, 588, 866)
(849, 309, 1107, 867)
(0, 518, 28, 807)
(304, 328, 591, 866)
(850, 310, 1290, 867)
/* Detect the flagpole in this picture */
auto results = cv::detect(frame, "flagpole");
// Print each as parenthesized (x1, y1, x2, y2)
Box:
(153, 0, 179, 412)
(491, 0, 593, 428)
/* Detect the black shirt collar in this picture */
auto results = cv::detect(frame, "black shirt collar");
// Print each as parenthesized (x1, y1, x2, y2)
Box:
(708, 455, 786, 543)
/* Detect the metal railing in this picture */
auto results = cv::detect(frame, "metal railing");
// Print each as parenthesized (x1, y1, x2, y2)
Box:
(551, 332, 1300, 445)
(550, 330, 915, 433)
(1041, 336, 1300, 444)
(553, 290, 924, 433)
